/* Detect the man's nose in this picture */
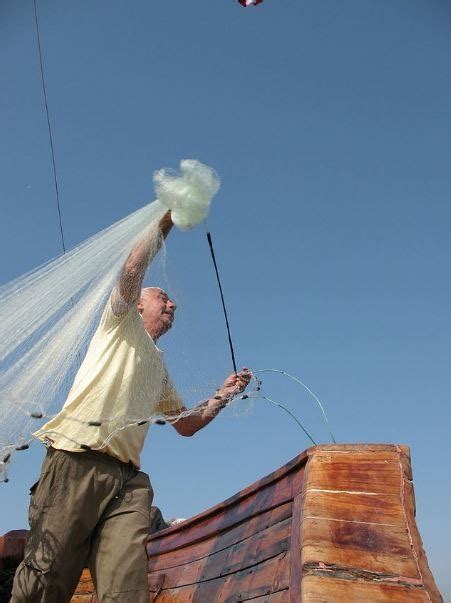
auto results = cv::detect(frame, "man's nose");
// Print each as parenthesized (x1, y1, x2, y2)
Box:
(168, 299, 177, 311)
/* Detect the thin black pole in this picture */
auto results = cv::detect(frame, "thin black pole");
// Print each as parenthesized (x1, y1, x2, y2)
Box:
(204, 224, 237, 374)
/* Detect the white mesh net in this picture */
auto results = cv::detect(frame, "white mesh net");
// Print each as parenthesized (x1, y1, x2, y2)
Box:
(0, 160, 230, 481)
(0, 157, 329, 483)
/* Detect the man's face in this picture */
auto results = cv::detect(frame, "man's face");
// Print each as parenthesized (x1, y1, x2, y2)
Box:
(138, 288, 176, 337)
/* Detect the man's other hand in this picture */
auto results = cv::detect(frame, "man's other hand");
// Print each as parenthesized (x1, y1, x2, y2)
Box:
(218, 368, 251, 401)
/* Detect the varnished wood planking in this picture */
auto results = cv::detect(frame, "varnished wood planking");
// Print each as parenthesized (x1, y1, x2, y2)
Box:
(301, 516, 420, 578)
(148, 501, 292, 572)
(301, 575, 431, 602)
(303, 490, 405, 526)
(147, 470, 301, 558)
(299, 445, 442, 602)
(147, 516, 291, 589)
(0, 445, 439, 602)
(306, 451, 402, 494)
(149, 551, 290, 602)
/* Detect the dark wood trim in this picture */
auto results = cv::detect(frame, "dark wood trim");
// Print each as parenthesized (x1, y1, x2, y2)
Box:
(148, 448, 310, 544)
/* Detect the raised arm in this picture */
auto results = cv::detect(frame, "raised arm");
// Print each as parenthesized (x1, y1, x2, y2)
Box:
(117, 210, 173, 306)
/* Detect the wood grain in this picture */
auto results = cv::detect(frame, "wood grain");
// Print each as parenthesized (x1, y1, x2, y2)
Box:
(303, 490, 404, 526)
(302, 575, 431, 602)
(306, 450, 401, 494)
(147, 470, 301, 558)
(301, 516, 420, 577)
(147, 516, 290, 589)
(299, 445, 442, 602)
(148, 501, 292, 572)
(149, 551, 290, 602)
(0, 444, 441, 602)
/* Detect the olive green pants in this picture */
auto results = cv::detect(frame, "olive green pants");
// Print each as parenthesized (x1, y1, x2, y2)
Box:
(11, 448, 153, 603)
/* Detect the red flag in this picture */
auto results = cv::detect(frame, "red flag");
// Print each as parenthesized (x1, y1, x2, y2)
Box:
(238, 0, 264, 6)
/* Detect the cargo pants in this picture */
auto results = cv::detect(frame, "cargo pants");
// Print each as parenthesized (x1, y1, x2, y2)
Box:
(11, 447, 153, 603)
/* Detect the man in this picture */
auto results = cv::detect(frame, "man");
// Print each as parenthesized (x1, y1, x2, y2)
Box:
(11, 210, 250, 602)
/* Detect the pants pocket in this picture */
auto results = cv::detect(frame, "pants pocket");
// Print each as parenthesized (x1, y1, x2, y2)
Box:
(23, 518, 57, 574)
(23, 470, 58, 573)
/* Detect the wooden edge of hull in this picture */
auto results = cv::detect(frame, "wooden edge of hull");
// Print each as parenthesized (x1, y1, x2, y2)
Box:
(0, 444, 442, 602)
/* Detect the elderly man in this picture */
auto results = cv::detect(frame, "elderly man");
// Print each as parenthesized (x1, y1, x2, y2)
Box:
(12, 210, 250, 603)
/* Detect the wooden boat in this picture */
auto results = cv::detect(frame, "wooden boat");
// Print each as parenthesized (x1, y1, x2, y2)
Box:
(1, 444, 442, 601)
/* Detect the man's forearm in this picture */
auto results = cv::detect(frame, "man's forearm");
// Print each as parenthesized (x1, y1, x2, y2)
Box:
(125, 210, 173, 273)
(172, 395, 231, 437)
(170, 370, 251, 437)
(119, 211, 173, 304)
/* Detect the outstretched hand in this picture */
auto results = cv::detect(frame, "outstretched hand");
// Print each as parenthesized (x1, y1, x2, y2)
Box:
(218, 368, 251, 401)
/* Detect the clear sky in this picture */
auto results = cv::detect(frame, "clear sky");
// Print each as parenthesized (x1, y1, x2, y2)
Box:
(1, 0, 450, 596)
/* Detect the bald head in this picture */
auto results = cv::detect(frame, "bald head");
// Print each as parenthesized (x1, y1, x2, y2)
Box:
(137, 287, 177, 341)
(140, 286, 163, 300)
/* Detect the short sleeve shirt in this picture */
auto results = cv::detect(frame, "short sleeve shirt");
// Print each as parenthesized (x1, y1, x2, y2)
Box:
(34, 294, 184, 467)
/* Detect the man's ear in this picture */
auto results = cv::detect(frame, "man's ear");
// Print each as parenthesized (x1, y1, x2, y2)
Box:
(137, 299, 144, 314)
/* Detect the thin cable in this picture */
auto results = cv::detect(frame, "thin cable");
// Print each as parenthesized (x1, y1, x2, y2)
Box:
(204, 222, 237, 374)
(33, 0, 66, 254)
(262, 395, 317, 445)
(256, 368, 336, 443)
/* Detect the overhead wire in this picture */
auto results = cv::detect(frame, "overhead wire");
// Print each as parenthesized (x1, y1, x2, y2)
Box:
(33, 0, 67, 254)
(28, 2, 327, 466)
(34, 0, 239, 380)
(32, 6, 237, 377)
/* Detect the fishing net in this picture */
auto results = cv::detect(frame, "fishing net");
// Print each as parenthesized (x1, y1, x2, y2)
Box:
(0, 159, 227, 481)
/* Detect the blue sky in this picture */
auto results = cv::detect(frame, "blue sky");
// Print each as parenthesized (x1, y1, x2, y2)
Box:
(1, 0, 450, 595)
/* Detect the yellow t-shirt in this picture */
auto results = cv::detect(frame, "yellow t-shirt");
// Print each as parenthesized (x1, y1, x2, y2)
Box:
(34, 295, 184, 467)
